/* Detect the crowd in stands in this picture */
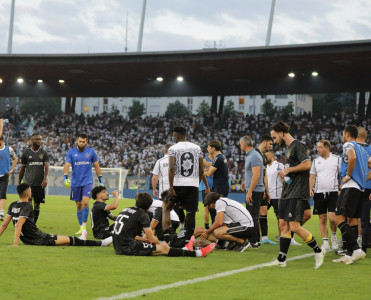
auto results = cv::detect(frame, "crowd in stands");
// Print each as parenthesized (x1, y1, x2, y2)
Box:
(2, 110, 370, 190)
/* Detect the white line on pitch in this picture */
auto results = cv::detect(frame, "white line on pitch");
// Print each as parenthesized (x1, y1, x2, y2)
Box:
(95, 252, 316, 300)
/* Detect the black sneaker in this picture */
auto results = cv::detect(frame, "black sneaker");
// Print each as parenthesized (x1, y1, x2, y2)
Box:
(227, 241, 238, 251)
(233, 241, 249, 253)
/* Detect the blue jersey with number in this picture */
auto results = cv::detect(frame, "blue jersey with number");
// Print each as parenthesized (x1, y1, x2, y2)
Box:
(66, 147, 98, 187)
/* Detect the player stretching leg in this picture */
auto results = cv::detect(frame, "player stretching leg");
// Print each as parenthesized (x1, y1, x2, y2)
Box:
(63, 133, 104, 237)
(0, 184, 112, 247)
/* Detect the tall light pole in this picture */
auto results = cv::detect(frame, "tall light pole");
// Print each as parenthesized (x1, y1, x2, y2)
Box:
(265, 0, 276, 46)
(7, 0, 16, 54)
(137, 0, 147, 52)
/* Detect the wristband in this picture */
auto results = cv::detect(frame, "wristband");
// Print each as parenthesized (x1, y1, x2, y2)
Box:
(345, 175, 351, 180)
(64, 175, 69, 180)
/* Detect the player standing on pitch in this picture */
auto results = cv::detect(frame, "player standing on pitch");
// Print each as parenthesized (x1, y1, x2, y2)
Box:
(63, 133, 104, 237)
(18, 133, 50, 224)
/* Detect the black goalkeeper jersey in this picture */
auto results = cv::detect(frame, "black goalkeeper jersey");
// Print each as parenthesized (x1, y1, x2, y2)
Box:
(91, 201, 111, 238)
(281, 140, 310, 201)
(7, 201, 49, 245)
(112, 207, 151, 255)
(21, 148, 49, 186)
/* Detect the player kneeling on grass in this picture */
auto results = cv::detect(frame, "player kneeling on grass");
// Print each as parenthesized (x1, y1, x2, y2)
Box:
(112, 192, 215, 257)
(91, 186, 119, 244)
(194, 192, 256, 252)
(0, 183, 112, 247)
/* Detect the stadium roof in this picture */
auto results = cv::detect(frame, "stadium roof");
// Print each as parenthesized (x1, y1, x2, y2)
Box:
(1, 39, 371, 97)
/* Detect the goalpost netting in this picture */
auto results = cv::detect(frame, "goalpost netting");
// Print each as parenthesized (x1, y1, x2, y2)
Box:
(44, 166, 128, 196)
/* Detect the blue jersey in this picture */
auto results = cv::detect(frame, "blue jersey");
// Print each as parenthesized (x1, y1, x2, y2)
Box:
(358, 142, 371, 190)
(66, 147, 98, 187)
(199, 156, 214, 191)
(340, 141, 368, 190)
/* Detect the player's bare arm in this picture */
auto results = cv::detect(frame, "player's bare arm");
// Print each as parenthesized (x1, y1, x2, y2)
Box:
(0, 214, 11, 237)
(12, 216, 27, 246)
(8, 155, 18, 174)
(18, 165, 26, 184)
(201, 211, 224, 240)
(309, 173, 316, 197)
(42, 162, 50, 188)
(281, 160, 311, 178)
(342, 148, 356, 183)
(105, 190, 119, 211)
(93, 161, 102, 177)
(246, 166, 260, 204)
(152, 174, 159, 198)
(168, 156, 176, 197)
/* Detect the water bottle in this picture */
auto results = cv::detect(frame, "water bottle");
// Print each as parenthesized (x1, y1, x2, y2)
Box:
(108, 191, 121, 198)
(277, 167, 292, 185)
(3, 119, 9, 124)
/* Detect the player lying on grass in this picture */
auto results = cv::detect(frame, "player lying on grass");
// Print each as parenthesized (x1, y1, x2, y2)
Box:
(194, 192, 256, 252)
(0, 183, 112, 247)
(112, 192, 215, 257)
(91, 186, 119, 242)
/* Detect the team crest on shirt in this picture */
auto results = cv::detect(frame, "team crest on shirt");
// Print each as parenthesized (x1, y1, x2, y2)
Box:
(39, 154, 43, 160)
(180, 152, 194, 177)
(286, 150, 291, 159)
(85, 153, 90, 158)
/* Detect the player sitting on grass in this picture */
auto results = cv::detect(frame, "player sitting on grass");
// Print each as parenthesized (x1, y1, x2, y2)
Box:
(0, 183, 112, 247)
(112, 192, 215, 257)
(91, 186, 119, 243)
(194, 192, 256, 252)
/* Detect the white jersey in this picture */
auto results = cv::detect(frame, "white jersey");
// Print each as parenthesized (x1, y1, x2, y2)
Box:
(215, 197, 254, 228)
(267, 161, 284, 199)
(168, 141, 203, 187)
(152, 154, 170, 196)
(147, 200, 180, 222)
(310, 154, 340, 193)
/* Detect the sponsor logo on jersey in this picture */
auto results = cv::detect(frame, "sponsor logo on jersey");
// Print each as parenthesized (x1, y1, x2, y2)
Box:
(11, 207, 21, 213)
(29, 156, 32, 158)
(75, 161, 90, 165)
(288, 213, 292, 217)
(29, 162, 43, 166)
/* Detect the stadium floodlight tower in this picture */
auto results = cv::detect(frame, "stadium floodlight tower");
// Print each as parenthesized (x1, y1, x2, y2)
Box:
(137, 0, 147, 52)
(265, 0, 276, 46)
(7, 0, 16, 54)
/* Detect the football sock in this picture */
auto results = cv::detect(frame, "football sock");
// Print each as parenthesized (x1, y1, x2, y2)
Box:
(209, 208, 216, 224)
(291, 231, 295, 238)
(332, 232, 337, 238)
(175, 208, 185, 223)
(338, 221, 359, 254)
(259, 215, 268, 237)
(34, 208, 40, 224)
(168, 247, 196, 257)
(77, 209, 83, 226)
(68, 236, 101, 246)
(278, 235, 291, 262)
(82, 207, 89, 224)
(0, 209, 4, 215)
(185, 212, 196, 240)
(322, 238, 329, 243)
(163, 229, 170, 243)
(305, 234, 322, 253)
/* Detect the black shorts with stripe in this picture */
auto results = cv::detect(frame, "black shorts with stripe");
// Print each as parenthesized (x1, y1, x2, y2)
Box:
(120, 241, 156, 256)
(313, 191, 338, 215)
(335, 188, 363, 218)
(227, 223, 255, 239)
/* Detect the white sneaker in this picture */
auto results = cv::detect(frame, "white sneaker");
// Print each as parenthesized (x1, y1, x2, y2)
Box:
(321, 243, 330, 251)
(331, 237, 339, 250)
(345, 250, 366, 265)
(333, 256, 352, 264)
(0, 213, 4, 221)
(79, 230, 88, 240)
(266, 258, 287, 268)
(314, 249, 326, 269)
(101, 236, 113, 247)
(291, 238, 301, 246)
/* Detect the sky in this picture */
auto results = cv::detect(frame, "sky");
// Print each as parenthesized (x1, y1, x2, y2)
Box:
(0, 0, 371, 54)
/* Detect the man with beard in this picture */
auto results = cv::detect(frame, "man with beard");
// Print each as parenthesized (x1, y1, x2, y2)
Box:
(18, 133, 50, 224)
(268, 121, 325, 268)
(63, 133, 104, 237)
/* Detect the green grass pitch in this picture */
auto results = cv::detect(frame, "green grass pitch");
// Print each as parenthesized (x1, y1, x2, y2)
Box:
(0, 194, 370, 300)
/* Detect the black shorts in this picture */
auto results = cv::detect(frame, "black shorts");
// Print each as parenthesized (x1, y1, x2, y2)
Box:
(313, 192, 338, 215)
(269, 199, 279, 214)
(0, 174, 9, 199)
(31, 186, 46, 204)
(303, 200, 311, 211)
(261, 195, 268, 206)
(335, 188, 363, 218)
(94, 224, 114, 239)
(278, 199, 308, 222)
(227, 223, 255, 239)
(122, 241, 156, 256)
(169, 230, 187, 248)
(170, 186, 199, 212)
(23, 234, 58, 246)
